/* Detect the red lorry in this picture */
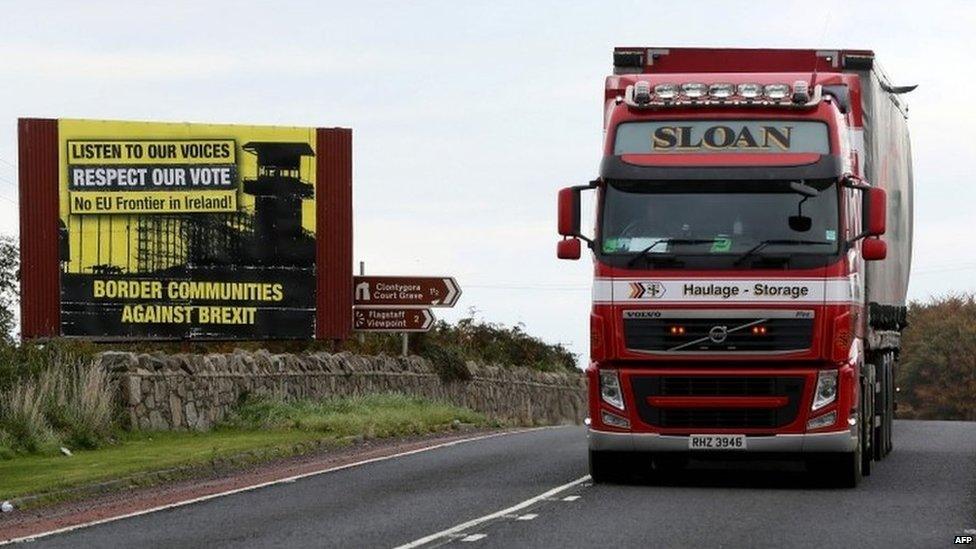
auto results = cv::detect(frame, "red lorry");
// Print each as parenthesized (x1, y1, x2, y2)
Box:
(557, 47, 913, 487)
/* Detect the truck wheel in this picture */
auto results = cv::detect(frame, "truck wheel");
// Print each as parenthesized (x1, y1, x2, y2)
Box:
(874, 352, 891, 461)
(808, 446, 862, 488)
(860, 378, 872, 476)
(840, 440, 864, 488)
(646, 454, 685, 484)
(589, 450, 630, 484)
(885, 353, 895, 456)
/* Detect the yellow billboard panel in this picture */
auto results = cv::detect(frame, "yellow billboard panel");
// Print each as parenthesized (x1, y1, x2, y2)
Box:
(58, 119, 318, 339)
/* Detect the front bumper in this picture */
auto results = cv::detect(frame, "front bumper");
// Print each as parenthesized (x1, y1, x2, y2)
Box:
(589, 427, 857, 453)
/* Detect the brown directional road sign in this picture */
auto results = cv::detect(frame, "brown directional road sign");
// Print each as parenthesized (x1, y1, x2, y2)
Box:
(353, 308, 435, 332)
(353, 276, 461, 308)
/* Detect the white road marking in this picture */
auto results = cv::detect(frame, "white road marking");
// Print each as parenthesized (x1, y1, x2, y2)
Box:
(460, 534, 487, 542)
(516, 513, 538, 521)
(0, 427, 563, 546)
(394, 475, 590, 549)
(561, 495, 580, 501)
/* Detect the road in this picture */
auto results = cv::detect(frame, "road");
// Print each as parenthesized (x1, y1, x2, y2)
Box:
(17, 421, 976, 548)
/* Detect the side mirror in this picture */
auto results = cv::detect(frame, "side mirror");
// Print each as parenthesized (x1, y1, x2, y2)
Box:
(557, 238, 582, 260)
(862, 238, 887, 261)
(558, 187, 581, 237)
(864, 187, 887, 237)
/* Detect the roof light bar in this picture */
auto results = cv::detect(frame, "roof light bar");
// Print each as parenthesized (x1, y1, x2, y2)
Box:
(623, 81, 822, 109)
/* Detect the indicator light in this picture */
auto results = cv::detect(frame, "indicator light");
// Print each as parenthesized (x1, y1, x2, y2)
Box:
(792, 80, 811, 103)
(668, 325, 686, 335)
(632, 81, 652, 105)
(751, 325, 768, 335)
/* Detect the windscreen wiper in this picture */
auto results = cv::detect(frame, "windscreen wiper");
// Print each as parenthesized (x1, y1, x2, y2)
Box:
(733, 239, 833, 267)
(627, 238, 721, 268)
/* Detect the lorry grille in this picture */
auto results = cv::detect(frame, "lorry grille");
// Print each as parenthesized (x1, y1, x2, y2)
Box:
(632, 375, 805, 429)
(622, 313, 814, 353)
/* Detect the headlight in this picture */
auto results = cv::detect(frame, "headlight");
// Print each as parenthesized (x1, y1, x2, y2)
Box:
(654, 83, 678, 99)
(599, 370, 625, 410)
(737, 83, 763, 99)
(811, 369, 838, 411)
(708, 83, 735, 98)
(764, 83, 791, 100)
(681, 82, 708, 99)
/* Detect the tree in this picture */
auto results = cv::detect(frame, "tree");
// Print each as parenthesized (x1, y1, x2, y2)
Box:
(897, 295, 976, 421)
(0, 235, 18, 343)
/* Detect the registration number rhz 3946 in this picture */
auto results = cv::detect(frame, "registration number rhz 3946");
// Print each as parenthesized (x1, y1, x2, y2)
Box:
(688, 434, 747, 450)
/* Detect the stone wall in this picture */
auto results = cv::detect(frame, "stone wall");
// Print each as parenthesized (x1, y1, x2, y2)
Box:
(97, 350, 586, 431)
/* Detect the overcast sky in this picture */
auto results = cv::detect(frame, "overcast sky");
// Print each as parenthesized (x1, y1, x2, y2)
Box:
(0, 1, 972, 361)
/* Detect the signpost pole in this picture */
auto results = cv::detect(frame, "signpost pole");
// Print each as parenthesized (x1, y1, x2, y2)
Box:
(402, 332, 408, 357)
(358, 261, 365, 344)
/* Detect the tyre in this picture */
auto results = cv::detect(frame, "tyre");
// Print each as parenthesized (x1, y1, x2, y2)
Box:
(589, 450, 631, 484)
(874, 352, 892, 461)
(843, 436, 864, 488)
(808, 430, 863, 488)
(860, 377, 873, 476)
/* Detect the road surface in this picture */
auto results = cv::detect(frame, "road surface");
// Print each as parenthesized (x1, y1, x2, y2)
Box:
(14, 421, 976, 548)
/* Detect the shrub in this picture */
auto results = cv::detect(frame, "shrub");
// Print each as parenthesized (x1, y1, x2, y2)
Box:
(0, 340, 98, 392)
(0, 358, 116, 456)
(343, 313, 578, 373)
(897, 294, 976, 421)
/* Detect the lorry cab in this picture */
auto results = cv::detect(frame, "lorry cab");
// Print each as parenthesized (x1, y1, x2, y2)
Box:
(558, 48, 913, 487)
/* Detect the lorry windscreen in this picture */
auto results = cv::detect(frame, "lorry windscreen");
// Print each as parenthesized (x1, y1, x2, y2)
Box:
(601, 179, 840, 269)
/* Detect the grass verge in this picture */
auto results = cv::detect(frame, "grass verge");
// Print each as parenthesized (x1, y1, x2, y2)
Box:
(0, 394, 489, 503)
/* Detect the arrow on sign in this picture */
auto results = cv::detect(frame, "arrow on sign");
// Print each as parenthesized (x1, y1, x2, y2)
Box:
(353, 308, 435, 332)
(353, 276, 462, 308)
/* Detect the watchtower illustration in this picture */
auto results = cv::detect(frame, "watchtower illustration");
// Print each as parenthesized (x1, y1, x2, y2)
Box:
(242, 142, 315, 266)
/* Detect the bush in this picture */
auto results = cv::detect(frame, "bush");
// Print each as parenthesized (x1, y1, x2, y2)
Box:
(897, 294, 976, 421)
(344, 313, 578, 373)
(0, 340, 98, 392)
(0, 358, 116, 456)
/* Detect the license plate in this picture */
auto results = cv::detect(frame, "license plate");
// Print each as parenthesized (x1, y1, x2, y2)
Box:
(688, 434, 746, 450)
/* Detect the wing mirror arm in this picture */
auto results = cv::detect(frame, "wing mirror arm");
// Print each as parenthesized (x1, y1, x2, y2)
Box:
(557, 180, 599, 248)
(842, 175, 887, 242)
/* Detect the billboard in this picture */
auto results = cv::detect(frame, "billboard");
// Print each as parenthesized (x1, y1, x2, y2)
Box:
(19, 118, 353, 341)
